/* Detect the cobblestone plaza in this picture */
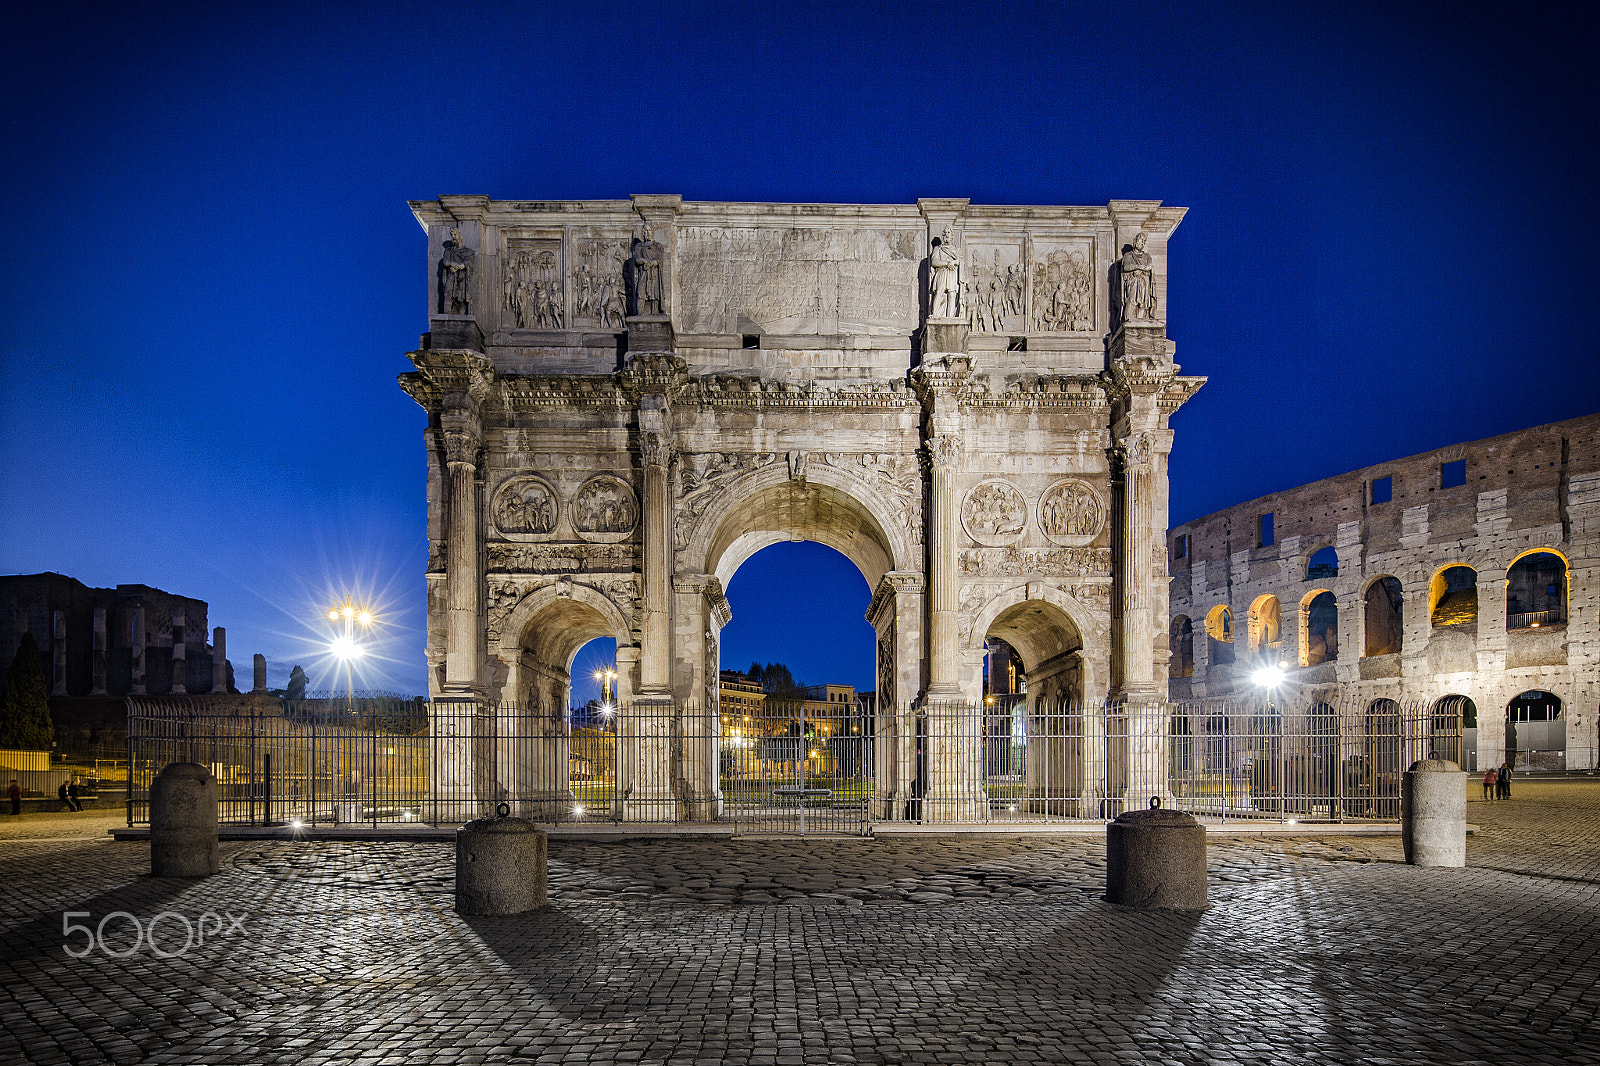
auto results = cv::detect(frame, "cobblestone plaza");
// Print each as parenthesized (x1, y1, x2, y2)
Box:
(4, 781, 1598, 1065)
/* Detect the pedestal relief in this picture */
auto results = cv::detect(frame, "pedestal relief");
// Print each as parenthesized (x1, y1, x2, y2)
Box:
(573, 476, 640, 541)
(1038, 479, 1107, 546)
(961, 480, 1026, 546)
(492, 476, 558, 538)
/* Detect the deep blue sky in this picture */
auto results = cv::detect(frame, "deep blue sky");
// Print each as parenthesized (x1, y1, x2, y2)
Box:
(3, 1, 1597, 701)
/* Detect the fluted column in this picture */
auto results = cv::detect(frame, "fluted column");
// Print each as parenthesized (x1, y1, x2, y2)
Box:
(639, 428, 673, 696)
(1116, 432, 1159, 696)
(926, 434, 962, 697)
(441, 402, 483, 695)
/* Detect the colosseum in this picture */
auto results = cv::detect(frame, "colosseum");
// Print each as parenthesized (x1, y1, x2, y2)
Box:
(1167, 413, 1599, 773)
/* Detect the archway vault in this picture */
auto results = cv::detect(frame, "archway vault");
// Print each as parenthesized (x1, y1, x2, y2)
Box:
(970, 583, 1105, 703)
(690, 467, 908, 591)
(495, 583, 632, 706)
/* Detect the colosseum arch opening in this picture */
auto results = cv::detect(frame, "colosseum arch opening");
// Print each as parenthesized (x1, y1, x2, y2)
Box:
(1169, 615, 1194, 679)
(1300, 591, 1338, 667)
(1247, 594, 1282, 659)
(1506, 550, 1568, 630)
(1430, 565, 1478, 628)
(1363, 576, 1404, 658)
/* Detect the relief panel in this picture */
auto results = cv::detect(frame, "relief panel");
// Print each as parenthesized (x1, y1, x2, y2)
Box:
(964, 245, 1026, 334)
(503, 239, 564, 329)
(573, 476, 639, 542)
(572, 237, 629, 330)
(1038, 478, 1106, 546)
(1030, 239, 1096, 333)
(492, 475, 559, 540)
(961, 479, 1026, 547)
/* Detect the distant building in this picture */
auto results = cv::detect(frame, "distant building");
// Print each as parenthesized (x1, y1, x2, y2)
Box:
(0, 573, 231, 698)
(1167, 415, 1599, 772)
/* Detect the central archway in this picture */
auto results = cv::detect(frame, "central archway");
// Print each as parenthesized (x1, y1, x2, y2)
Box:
(679, 467, 915, 823)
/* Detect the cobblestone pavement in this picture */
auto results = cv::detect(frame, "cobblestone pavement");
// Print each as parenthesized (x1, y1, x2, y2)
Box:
(2, 782, 1597, 1064)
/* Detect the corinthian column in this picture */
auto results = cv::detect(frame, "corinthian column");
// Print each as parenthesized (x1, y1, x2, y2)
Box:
(926, 433, 962, 697)
(638, 427, 673, 696)
(1116, 431, 1159, 696)
(441, 402, 483, 695)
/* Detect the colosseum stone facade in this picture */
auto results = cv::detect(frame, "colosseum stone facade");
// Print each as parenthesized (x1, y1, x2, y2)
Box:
(1167, 414, 1600, 772)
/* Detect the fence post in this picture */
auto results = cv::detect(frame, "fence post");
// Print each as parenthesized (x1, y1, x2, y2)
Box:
(263, 752, 272, 825)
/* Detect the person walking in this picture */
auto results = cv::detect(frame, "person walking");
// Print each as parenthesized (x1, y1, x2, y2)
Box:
(1496, 763, 1511, 801)
(1482, 767, 1497, 801)
(7, 778, 21, 816)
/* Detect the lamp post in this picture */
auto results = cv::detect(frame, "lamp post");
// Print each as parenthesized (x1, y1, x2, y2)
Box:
(592, 664, 618, 730)
(327, 601, 376, 714)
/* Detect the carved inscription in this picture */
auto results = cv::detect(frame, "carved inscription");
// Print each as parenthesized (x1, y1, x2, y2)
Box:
(961, 480, 1025, 546)
(492, 476, 557, 536)
(675, 226, 920, 335)
(503, 244, 563, 329)
(1038, 479, 1106, 546)
(573, 476, 639, 537)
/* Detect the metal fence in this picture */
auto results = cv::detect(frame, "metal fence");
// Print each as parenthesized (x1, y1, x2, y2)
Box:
(127, 692, 1455, 833)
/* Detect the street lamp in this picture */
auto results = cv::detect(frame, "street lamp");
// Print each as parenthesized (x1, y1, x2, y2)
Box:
(592, 664, 618, 727)
(327, 600, 377, 712)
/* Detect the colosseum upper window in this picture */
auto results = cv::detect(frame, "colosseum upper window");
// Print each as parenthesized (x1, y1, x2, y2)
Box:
(1307, 546, 1337, 580)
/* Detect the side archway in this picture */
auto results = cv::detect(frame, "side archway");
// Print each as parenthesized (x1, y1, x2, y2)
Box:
(968, 583, 1104, 705)
(494, 583, 633, 708)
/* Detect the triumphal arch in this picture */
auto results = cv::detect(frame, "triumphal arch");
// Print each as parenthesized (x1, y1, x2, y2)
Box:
(400, 194, 1202, 820)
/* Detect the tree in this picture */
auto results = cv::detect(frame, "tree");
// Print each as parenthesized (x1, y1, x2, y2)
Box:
(747, 661, 798, 695)
(286, 664, 307, 700)
(0, 634, 54, 750)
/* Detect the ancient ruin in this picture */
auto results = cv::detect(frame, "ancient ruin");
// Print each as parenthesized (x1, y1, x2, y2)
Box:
(399, 195, 1202, 819)
(1168, 415, 1600, 771)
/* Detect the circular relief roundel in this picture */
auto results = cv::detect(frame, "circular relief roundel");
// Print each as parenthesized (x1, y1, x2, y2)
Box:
(492, 476, 558, 537)
(572, 475, 639, 541)
(961, 479, 1026, 547)
(1038, 478, 1105, 546)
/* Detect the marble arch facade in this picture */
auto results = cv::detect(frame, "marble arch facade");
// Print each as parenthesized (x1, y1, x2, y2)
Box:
(399, 195, 1202, 811)
(1168, 414, 1600, 771)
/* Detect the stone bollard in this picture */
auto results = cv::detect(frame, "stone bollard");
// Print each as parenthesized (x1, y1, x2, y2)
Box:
(1106, 798, 1208, 910)
(150, 762, 219, 877)
(456, 803, 547, 916)
(1402, 757, 1467, 867)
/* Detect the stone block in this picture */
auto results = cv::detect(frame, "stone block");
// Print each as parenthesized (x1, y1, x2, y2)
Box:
(150, 762, 219, 878)
(1401, 758, 1466, 867)
(456, 808, 547, 916)
(1105, 802, 1207, 910)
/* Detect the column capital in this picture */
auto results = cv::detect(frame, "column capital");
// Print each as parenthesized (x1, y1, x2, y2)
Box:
(925, 434, 963, 469)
